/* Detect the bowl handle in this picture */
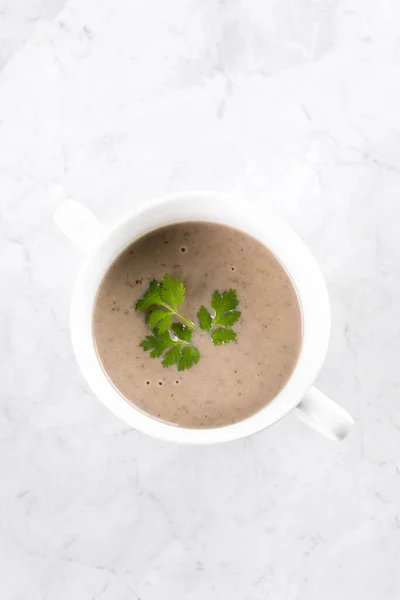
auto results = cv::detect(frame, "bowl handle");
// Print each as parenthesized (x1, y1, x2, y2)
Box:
(293, 387, 354, 441)
(54, 199, 106, 253)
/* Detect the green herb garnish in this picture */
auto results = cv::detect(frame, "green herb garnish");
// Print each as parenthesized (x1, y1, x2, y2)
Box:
(197, 289, 241, 345)
(140, 323, 200, 371)
(135, 274, 194, 332)
(210, 327, 237, 345)
(136, 276, 240, 370)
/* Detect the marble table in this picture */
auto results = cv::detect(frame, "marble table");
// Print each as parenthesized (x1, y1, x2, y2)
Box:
(1, 1, 399, 598)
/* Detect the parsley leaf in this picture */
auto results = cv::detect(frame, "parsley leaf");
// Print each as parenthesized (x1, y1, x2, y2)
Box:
(211, 328, 237, 346)
(140, 326, 200, 371)
(178, 346, 200, 371)
(197, 288, 241, 345)
(140, 330, 172, 358)
(162, 346, 182, 367)
(159, 274, 185, 309)
(135, 279, 162, 311)
(197, 305, 213, 331)
(145, 308, 172, 334)
(171, 322, 192, 342)
(211, 289, 240, 327)
(135, 274, 194, 330)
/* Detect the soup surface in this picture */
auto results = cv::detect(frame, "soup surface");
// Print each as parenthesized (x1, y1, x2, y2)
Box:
(93, 222, 302, 428)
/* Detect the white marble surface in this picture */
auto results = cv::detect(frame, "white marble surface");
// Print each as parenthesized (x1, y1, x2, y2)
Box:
(1, 0, 400, 598)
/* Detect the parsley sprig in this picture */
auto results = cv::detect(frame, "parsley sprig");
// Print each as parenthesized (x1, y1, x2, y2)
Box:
(135, 274, 194, 332)
(197, 289, 241, 345)
(135, 275, 241, 370)
(140, 323, 200, 371)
